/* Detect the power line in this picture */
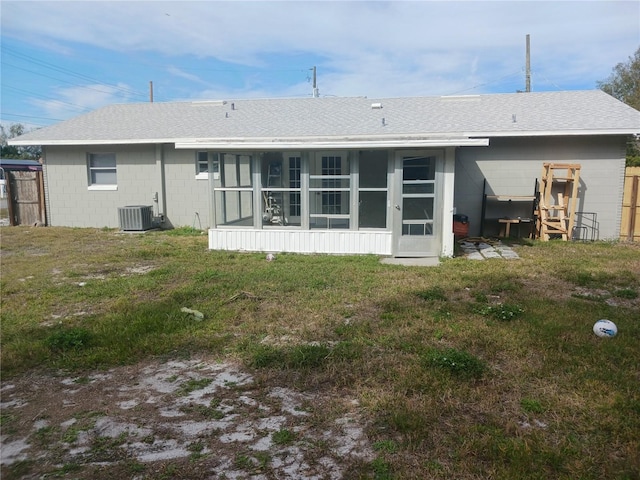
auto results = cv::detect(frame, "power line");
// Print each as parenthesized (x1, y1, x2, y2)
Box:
(3, 61, 143, 100)
(1, 112, 66, 122)
(445, 71, 523, 95)
(2, 46, 147, 99)
(3, 85, 93, 112)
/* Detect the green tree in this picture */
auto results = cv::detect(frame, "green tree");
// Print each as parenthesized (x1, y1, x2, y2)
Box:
(597, 47, 640, 166)
(0, 123, 42, 160)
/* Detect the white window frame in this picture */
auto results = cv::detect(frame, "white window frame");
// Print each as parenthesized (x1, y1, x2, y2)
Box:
(196, 151, 219, 180)
(87, 152, 117, 191)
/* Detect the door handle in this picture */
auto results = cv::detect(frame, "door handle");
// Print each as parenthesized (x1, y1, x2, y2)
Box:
(395, 204, 401, 210)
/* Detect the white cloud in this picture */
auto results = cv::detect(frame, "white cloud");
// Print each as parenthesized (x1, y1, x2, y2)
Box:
(31, 83, 136, 118)
(1, 0, 638, 116)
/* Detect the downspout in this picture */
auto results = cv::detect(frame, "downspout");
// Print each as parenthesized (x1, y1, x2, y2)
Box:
(441, 146, 456, 257)
(208, 152, 217, 230)
(153, 143, 167, 227)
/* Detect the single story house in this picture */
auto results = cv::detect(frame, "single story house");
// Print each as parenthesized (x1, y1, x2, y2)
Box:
(10, 90, 639, 257)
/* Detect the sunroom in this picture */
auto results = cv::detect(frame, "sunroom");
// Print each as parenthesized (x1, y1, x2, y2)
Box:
(182, 139, 488, 258)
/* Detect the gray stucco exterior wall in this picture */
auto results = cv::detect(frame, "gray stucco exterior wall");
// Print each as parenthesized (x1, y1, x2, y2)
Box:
(454, 136, 627, 240)
(41, 135, 627, 242)
(162, 146, 210, 229)
(42, 144, 210, 229)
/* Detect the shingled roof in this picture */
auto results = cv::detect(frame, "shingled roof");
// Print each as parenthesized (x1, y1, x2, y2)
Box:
(10, 90, 640, 148)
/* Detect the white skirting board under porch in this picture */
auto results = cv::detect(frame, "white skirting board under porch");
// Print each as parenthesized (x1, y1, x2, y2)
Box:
(208, 229, 393, 255)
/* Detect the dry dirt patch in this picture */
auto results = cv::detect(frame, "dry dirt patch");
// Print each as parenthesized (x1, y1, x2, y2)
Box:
(1, 356, 373, 479)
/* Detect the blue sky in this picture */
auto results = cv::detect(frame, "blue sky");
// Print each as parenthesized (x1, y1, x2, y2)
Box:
(1, 1, 638, 129)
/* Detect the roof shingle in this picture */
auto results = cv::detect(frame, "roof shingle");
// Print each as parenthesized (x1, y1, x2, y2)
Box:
(11, 90, 640, 146)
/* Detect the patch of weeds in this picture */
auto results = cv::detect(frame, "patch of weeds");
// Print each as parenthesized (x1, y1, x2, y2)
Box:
(247, 344, 286, 368)
(45, 327, 93, 351)
(187, 441, 206, 460)
(373, 439, 398, 454)
(62, 411, 104, 443)
(180, 403, 226, 420)
(475, 303, 524, 321)
(288, 344, 330, 368)
(234, 453, 254, 470)
(571, 291, 608, 302)
(423, 347, 486, 379)
(246, 343, 330, 369)
(415, 287, 447, 302)
(125, 460, 146, 475)
(521, 398, 545, 414)
(156, 463, 178, 480)
(474, 292, 488, 303)
(432, 306, 452, 322)
(332, 340, 363, 361)
(614, 288, 638, 299)
(371, 455, 393, 480)
(3, 459, 34, 480)
(490, 280, 521, 293)
(89, 433, 129, 462)
(424, 460, 444, 472)
(272, 428, 296, 445)
(176, 378, 213, 396)
(165, 226, 204, 236)
(0, 413, 17, 435)
(388, 407, 429, 434)
(254, 451, 271, 470)
(49, 462, 82, 477)
(195, 269, 225, 281)
(32, 425, 58, 446)
(62, 425, 82, 443)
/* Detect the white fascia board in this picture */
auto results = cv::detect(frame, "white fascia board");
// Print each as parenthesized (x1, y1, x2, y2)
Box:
(175, 137, 490, 150)
(8, 138, 176, 146)
(465, 129, 640, 138)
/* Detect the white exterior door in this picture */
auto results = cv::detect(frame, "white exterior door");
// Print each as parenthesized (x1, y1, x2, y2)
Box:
(393, 151, 442, 257)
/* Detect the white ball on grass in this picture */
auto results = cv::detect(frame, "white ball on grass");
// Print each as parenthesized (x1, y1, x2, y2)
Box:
(593, 319, 617, 338)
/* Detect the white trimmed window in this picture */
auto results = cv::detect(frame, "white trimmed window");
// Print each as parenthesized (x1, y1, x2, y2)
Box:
(196, 151, 219, 179)
(87, 153, 117, 190)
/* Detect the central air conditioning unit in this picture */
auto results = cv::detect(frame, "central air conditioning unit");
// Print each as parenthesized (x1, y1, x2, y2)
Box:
(118, 205, 153, 231)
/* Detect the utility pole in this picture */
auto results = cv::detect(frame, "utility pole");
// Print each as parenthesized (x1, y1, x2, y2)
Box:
(312, 66, 319, 98)
(149, 81, 154, 103)
(525, 34, 531, 93)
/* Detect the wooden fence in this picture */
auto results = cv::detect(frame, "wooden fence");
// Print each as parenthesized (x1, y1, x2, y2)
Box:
(621, 166, 640, 241)
(5, 169, 46, 226)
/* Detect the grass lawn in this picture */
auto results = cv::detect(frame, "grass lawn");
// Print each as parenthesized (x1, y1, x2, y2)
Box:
(1, 226, 639, 479)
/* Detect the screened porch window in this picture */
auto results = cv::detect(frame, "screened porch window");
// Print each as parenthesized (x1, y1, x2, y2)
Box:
(214, 153, 254, 226)
(260, 152, 301, 227)
(310, 153, 350, 229)
(358, 150, 388, 228)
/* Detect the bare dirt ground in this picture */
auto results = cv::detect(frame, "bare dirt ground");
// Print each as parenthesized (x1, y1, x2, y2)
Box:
(1, 356, 373, 479)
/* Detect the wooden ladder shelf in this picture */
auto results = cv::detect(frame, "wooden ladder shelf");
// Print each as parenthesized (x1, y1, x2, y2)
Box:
(535, 163, 581, 241)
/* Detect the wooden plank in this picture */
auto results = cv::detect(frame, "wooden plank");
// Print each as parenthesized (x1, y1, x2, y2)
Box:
(628, 175, 639, 241)
(621, 167, 640, 241)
